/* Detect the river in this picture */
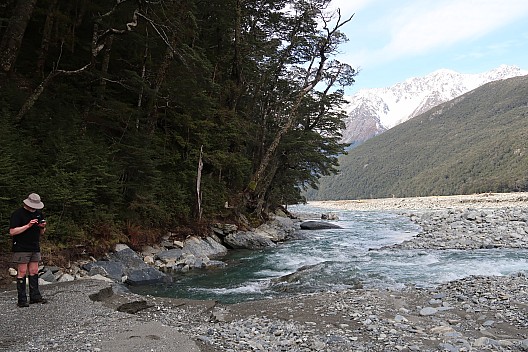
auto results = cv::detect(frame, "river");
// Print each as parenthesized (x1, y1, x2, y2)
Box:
(130, 204, 528, 303)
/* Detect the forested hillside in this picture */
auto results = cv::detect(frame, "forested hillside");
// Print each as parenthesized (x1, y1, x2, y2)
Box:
(310, 75, 528, 200)
(0, 0, 355, 255)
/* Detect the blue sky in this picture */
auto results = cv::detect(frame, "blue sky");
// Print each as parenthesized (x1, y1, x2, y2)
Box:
(328, 0, 528, 94)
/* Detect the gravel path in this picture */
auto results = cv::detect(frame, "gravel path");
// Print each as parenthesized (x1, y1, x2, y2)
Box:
(0, 280, 211, 352)
(1, 192, 527, 351)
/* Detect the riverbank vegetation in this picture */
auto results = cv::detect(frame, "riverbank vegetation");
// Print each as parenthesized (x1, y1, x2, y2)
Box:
(0, 0, 355, 259)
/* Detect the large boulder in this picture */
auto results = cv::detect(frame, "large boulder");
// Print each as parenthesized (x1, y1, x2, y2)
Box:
(182, 235, 228, 258)
(224, 231, 276, 249)
(112, 248, 149, 268)
(83, 261, 126, 282)
(84, 248, 170, 285)
(254, 216, 296, 242)
(155, 248, 183, 262)
(126, 266, 170, 286)
(299, 221, 342, 230)
(211, 223, 238, 237)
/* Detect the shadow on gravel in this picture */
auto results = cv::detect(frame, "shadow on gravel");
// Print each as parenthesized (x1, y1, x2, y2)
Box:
(89, 285, 155, 313)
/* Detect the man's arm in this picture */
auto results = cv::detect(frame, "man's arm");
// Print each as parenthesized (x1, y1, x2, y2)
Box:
(9, 219, 39, 236)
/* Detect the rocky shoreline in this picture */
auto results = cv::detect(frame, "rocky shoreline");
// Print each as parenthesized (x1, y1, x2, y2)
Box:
(1, 192, 527, 351)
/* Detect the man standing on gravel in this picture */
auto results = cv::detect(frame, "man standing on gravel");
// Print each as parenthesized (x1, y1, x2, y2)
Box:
(9, 193, 48, 307)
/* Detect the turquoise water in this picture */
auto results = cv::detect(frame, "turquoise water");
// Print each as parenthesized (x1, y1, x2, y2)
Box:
(130, 205, 528, 303)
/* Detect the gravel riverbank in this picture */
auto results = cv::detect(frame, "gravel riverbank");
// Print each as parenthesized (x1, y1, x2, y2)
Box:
(1, 192, 527, 351)
(309, 192, 528, 212)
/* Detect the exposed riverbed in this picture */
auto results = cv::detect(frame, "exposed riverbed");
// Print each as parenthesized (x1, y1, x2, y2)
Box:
(1, 192, 527, 351)
(131, 202, 528, 305)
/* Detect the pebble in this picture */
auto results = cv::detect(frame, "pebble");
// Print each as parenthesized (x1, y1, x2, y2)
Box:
(419, 307, 438, 316)
(393, 206, 528, 250)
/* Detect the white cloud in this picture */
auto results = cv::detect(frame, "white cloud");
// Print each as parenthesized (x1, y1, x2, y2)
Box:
(328, 0, 377, 14)
(342, 0, 528, 66)
(455, 38, 527, 61)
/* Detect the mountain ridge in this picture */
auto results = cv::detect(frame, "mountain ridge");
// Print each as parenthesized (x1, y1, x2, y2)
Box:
(341, 64, 528, 145)
(309, 74, 528, 200)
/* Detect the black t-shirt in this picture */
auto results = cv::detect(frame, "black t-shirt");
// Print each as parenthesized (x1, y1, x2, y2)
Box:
(9, 207, 45, 252)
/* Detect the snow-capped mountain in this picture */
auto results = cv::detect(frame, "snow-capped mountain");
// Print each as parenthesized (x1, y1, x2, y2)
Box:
(341, 65, 528, 145)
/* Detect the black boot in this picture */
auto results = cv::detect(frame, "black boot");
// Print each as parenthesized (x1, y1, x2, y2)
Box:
(29, 274, 47, 304)
(16, 278, 29, 307)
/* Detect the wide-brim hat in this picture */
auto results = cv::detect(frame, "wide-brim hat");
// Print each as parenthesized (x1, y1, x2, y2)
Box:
(23, 193, 44, 209)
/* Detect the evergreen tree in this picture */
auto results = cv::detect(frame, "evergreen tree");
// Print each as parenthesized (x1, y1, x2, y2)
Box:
(0, 0, 357, 255)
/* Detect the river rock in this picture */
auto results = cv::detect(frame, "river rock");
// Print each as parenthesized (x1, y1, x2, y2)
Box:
(141, 245, 161, 256)
(126, 266, 170, 286)
(253, 216, 296, 242)
(155, 248, 183, 262)
(57, 273, 75, 282)
(419, 307, 438, 316)
(300, 221, 342, 230)
(182, 235, 228, 258)
(39, 268, 56, 283)
(114, 243, 130, 252)
(83, 260, 126, 281)
(224, 231, 276, 249)
(113, 248, 150, 268)
(85, 248, 170, 285)
(321, 213, 339, 220)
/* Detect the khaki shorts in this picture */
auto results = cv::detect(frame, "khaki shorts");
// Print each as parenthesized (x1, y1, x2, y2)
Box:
(12, 252, 41, 264)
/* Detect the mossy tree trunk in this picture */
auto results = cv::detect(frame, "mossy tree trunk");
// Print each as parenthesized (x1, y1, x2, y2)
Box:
(0, 0, 38, 73)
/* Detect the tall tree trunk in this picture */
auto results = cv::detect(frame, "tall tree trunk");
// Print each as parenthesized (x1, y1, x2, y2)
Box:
(232, 0, 243, 85)
(227, 0, 244, 110)
(0, 0, 38, 73)
(99, 34, 114, 100)
(136, 32, 149, 130)
(147, 35, 178, 134)
(254, 157, 280, 218)
(196, 145, 204, 221)
(36, 0, 59, 75)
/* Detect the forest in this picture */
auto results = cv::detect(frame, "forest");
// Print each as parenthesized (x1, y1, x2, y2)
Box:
(0, 0, 355, 257)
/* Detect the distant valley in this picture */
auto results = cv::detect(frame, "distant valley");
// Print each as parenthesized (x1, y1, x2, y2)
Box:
(308, 73, 528, 200)
(341, 65, 527, 146)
